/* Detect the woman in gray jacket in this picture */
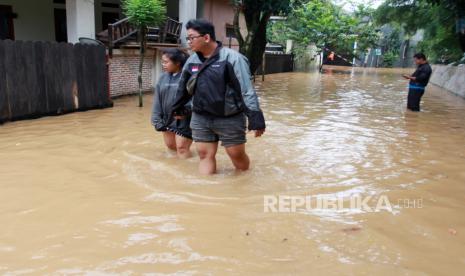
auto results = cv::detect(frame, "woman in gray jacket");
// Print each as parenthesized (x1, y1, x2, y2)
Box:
(151, 49, 192, 158)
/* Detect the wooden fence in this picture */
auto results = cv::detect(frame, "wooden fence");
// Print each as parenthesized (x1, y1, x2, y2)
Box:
(0, 40, 112, 124)
(256, 53, 294, 75)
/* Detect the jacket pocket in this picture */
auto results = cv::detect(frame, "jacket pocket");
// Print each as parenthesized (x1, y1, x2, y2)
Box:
(224, 86, 242, 116)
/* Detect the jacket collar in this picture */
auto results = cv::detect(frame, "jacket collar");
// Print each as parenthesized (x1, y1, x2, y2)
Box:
(196, 41, 222, 62)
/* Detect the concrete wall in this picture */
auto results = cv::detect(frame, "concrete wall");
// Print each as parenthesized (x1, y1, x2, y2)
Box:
(67, 0, 96, 43)
(295, 44, 320, 71)
(430, 65, 465, 98)
(203, 0, 246, 49)
(0, 0, 55, 41)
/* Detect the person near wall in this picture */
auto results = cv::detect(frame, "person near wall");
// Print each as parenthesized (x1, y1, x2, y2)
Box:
(402, 53, 432, 112)
(171, 19, 266, 175)
(151, 48, 193, 159)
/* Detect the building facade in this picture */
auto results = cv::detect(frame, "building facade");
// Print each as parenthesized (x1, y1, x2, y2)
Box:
(0, 0, 243, 47)
(0, 0, 244, 97)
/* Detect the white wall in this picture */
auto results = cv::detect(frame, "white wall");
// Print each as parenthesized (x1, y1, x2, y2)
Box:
(202, 0, 246, 48)
(66, 0, 96, 43)
(152, 49, 163, 88)
(0, 0, 55, 41)
(179, 0, 197, 46)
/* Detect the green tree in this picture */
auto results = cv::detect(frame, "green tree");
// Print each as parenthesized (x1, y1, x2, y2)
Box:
(351, 5, 381, 57)
(429, 0, 465, 59)
(268, 1, 379, 64)
(375, 0, 464, 63)
(123, 0, 166, 107)
(231, 0, 302, 73)
(378, 26, 402, 67)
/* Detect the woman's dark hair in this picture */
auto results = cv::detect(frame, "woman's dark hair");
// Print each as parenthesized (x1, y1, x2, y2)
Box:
(185, 19, 216, 41)
(162, 48, 189, 67)
(413, 53, 427, 60)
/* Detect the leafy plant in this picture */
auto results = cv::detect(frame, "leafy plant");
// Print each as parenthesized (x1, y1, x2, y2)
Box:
(375, 0, 464, 64)
(268, 1, 379, 66)
(382, 50, 399, 67)
(123, 0, 166, 107)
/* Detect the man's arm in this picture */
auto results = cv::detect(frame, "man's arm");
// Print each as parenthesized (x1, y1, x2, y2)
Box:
(228, 54, 266, 133)
(403, 65, 432, 82)
(172, 59, 193, 117)
(403, 75, 416, 80)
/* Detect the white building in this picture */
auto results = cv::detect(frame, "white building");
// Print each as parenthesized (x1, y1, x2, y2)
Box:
(0, 0, 200, 43)
(0, 0, 244, 97)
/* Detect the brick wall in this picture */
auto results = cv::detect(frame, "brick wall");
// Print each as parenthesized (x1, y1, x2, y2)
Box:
(108, 49, 158, 97)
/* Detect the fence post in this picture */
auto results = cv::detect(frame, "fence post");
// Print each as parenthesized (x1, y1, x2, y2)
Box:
(262, 52, 266, 81)
(108, 24, 114, 58)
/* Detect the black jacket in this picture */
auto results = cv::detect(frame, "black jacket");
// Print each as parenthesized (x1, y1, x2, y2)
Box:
(410, 63, 432, 87)
(172, 43, 266, 130)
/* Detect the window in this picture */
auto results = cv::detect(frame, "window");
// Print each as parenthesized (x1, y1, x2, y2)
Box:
(101, 3, 120, 9)
(101, 2, 121, 30)
(54, 8, 67, 42)
(225, 23, 236, 39)
(0, 5, 15, 40)
(102, 12, 120, 29)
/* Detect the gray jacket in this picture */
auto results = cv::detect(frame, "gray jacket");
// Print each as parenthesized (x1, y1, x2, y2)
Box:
(172, 43, 265, 130)
(151, 72, 190, 131)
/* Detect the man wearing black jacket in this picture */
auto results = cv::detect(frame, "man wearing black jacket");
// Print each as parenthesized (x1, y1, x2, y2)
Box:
(403, 53, 432, 112)
(172, 19, 266, 175)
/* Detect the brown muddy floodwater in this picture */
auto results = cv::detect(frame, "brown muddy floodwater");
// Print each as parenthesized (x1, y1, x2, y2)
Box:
(1, 66, 465, 275)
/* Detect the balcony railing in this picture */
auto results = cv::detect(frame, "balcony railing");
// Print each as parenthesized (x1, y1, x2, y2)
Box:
(97, 17, 182, 57)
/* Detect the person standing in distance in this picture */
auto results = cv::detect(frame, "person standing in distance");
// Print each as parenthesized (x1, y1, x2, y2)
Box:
(403, 53, 432, 112)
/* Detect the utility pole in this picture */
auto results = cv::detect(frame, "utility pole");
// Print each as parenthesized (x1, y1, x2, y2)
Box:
(262, 52, 266, 81)
(352, 41, 357, 66)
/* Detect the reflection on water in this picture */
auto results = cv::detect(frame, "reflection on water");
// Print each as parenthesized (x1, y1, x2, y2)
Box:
(1, 66, 465, 274)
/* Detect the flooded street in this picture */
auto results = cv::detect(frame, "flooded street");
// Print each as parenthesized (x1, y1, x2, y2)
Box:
(1, 66, 465, 275)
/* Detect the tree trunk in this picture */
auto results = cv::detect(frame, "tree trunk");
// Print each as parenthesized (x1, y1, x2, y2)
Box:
(234, 8, 271, 74)
(459, 32, 465, 53)
(457, 18, 465, 55)
(455, 2, 465, 62)
(246, 16, 269, 74)
(138, 27, 146, 107)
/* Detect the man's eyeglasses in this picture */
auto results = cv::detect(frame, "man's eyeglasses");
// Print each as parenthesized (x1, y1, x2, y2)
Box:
(185, 35, 205, 42)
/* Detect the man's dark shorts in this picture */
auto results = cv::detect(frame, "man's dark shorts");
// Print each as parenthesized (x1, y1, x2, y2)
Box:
(190, 112, 247, 147)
